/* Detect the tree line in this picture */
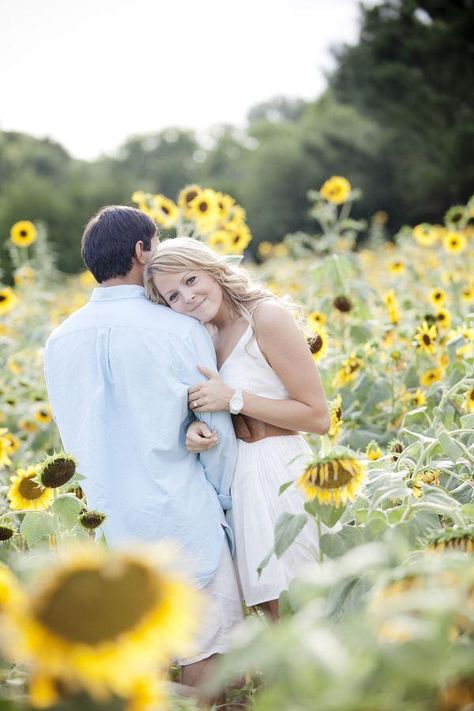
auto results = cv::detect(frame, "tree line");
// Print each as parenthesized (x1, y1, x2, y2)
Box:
(1, 0, 472, 275)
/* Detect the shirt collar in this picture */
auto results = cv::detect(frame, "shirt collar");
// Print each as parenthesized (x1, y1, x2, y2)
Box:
(90, 285, 146, 302)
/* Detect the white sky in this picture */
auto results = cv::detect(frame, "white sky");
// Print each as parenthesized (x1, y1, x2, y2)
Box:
(1, 0, 361, 160)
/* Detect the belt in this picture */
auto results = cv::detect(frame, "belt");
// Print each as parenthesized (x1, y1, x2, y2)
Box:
(232, 414, 298, 443)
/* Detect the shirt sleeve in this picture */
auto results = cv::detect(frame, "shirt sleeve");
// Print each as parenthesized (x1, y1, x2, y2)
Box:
(176, 322, 237, 511)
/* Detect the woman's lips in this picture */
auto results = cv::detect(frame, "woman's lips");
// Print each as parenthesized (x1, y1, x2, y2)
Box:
(190, 298, 206, 312)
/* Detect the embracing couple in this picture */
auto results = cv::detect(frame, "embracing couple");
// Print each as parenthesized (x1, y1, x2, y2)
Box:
(44, 205, 330, 686)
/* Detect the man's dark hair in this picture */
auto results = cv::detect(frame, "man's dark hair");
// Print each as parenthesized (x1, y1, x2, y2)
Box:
(81, 205, 157, 283)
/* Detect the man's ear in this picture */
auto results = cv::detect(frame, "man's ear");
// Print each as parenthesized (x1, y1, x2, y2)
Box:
(134, 241, 146, 265)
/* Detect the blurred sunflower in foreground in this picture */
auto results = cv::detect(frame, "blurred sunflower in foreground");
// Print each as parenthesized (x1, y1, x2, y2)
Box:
(0, 545, 202, 710)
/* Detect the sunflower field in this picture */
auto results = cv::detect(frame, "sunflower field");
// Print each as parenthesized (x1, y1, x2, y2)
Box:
(0, 181, 473, 711)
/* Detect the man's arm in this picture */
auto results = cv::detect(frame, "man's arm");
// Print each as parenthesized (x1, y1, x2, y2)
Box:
(177, 323, 237, 511)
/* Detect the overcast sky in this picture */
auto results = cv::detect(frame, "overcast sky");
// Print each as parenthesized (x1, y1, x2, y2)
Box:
(1, 0, 362, 160)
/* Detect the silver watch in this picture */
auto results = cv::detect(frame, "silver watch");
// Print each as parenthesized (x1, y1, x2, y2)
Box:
(229, 389, 244, 415)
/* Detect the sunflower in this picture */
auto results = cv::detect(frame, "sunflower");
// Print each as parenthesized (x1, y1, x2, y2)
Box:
(78, 270, 96, 288)
(0, 287, 19, 316)
(33, 404, 52, 426)
(10, 221, 37, 248)
(0, 563, 25, 610)
(307, 329, 328, 362)
(0, 428, 13, 468)
(461, 284, 474, 303)
(387, 260, 405, 275)
(177, 184, 202, 217)
(465, 389, 474, 413)
(273, 243, 289, 258)
(442, 231, 467, 254)
(258, 241, 273, 258)
(189, 189, 219, 231)
(0, 525, 16, 542)
(8, 467, 53, 511)
(227, 224, 252, 254)
(328, 395, 342, 441)
(411, 389, 427, 407)
(207, 229, 234, 255)
(333, 352, 363, 388)
(426, 525, 474, 553)
(151, 195, 179, 229)
(414, 321, 438, 354)
(216, 192, 235, 221)
(18, 419, 39, 434)
(307, 311, 327, 331)
(411, 469, 440, 498)
(420, 367, 443, 387)
(13, 266, 35, 287)
(429, 288, 446, 307)
(436, 308, 451, 330)
(319, 176, 352, 204)
(333, 295, 353, 313)
(366, 441, 382, 461)
(79, 510, 106, 530)
(0, 545, 202, 709)
(39, 453, 76, 489)
(412, 223, 439, 246)
(444, 205, 466, 228)
(297, 447, 365, 507)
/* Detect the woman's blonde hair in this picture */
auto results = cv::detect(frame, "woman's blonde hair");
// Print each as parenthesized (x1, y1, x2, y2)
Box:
(144, 237, 277, 320)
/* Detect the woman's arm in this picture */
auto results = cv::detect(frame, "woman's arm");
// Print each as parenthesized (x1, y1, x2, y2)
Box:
(189, 302, 330, 435)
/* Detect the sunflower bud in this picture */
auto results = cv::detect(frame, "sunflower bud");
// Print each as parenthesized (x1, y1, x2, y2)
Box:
(333, 295, 353, 313)
(79, 511, 106, 530)
(39, 453, 76, 489)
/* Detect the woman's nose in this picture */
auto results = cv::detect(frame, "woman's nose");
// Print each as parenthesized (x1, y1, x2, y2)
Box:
(184, 291, 196, 304)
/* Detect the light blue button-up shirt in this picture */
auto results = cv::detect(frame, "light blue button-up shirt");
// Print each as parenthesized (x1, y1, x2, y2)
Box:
(44, 285, 237, 588)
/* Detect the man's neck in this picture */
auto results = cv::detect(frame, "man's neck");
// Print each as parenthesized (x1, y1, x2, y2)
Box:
(100, 272, 144, 288)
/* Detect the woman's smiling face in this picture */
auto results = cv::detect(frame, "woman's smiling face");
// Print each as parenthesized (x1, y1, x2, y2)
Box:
(154, 270, 224, 322)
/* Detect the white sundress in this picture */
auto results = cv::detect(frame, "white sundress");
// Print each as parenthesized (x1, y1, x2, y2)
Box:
(220, 322, 320, 606)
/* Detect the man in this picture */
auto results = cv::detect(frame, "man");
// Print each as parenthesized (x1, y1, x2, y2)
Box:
(44, 205, 242, 686)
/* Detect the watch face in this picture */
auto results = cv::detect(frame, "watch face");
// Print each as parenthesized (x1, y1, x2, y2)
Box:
(230, 394, 244, 413)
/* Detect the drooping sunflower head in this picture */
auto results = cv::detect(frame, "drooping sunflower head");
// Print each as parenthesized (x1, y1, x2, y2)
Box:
(0, 525, 16, 542)
(33, 403, 52, 426)
(39, 453, 76, 489)
(10, 221, 38, 248)
(412, 223, 438, 247)
(79, 510, 106, 530)
(296, 447, 365, 508)
(8, 466, 53, 511)
(425, 525, 474, 553)
(444, 205, 466, 228)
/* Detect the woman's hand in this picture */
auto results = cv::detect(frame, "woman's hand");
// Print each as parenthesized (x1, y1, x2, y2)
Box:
(188, 366, 234, 413)
(185, 420, 218, 453)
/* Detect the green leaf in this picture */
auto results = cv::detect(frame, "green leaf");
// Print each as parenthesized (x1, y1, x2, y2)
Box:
(438, 431, 463, 464)
(320, 526, 365, 559)
(274, 512, 308, 558)
(279, 480, 294, 495)
(304, 499, 346, 528)
(52, 494, 84, 529)
(460, 413, 474, 429)
(20, 511, 55, 547)
(461, 503, 474, 520)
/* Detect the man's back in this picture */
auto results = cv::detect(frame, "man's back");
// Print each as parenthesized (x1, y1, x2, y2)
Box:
(45, 284, 237, 587)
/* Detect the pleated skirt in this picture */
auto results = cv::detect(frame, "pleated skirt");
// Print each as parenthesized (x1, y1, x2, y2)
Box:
(230, 434, 319, 606)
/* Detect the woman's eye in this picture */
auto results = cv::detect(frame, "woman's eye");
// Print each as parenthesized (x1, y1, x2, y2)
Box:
(168, 293, 178, 303)
(186, 276, 196, 285)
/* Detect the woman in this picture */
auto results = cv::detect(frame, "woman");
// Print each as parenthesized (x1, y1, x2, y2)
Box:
(144, 238, 330, 619)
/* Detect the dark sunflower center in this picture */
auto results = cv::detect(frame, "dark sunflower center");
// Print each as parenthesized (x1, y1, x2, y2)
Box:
(307, 460, 355, 489)
(0, 295, 6, 303)
(186, 190, 198, 204)
(308, 335, 323, 354)
(470, 391, 474, 401)
(198, 201, 208, 213)
(20, 230, 28, 237)
(18, 475, 45, 500)
(434, 293, 442, 300)
(35, 562, 161, 645)
(162, 205, 170, 215)
(422, 334, 431, 345)
(41, 458, 76, 488)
